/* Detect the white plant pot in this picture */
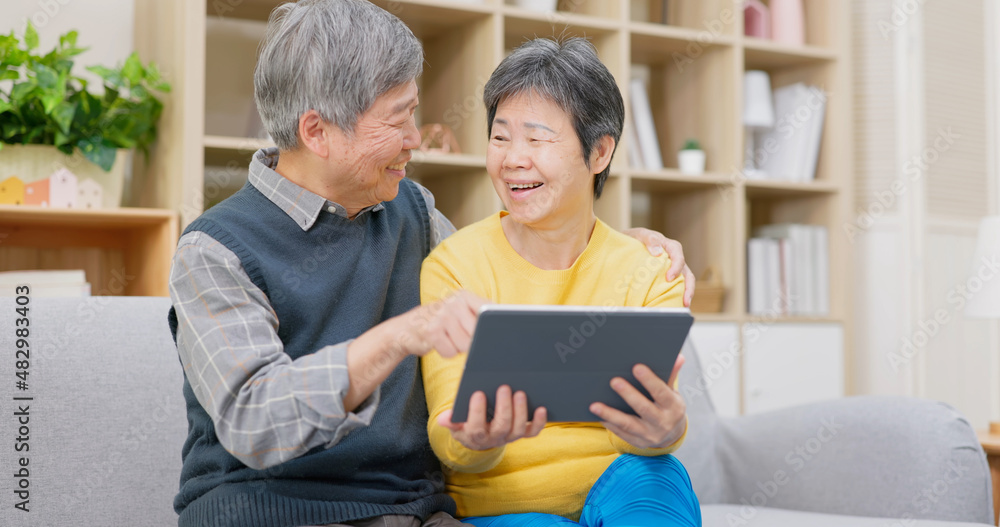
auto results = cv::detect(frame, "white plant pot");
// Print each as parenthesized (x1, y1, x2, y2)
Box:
(0, 144, 128, 208)
(511, 0, 558, 12)
(678, 149, 706, 175)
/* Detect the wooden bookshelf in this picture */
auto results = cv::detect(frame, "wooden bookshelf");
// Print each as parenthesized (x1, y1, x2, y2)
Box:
(0, 206, 178, 296)
(131, 0, 853, 405)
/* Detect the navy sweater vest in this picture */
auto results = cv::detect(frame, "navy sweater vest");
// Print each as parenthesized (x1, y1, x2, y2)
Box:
(169, 179, 453, 526)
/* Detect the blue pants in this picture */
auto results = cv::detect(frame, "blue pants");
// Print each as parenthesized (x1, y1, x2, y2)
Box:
(462, 454, 701, 527)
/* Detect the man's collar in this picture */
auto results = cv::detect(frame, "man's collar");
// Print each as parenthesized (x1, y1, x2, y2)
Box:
(248, 148, 385, 231)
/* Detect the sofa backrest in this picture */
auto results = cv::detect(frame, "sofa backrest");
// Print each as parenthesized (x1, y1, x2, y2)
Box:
(0, 296, 185, 525)
(673, 339, 725, 504)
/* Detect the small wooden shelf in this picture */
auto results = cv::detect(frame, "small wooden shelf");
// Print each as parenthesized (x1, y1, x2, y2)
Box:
(743, 38, 837, 69)
(630, 23, 734, 59)
(408, 152, 487, 178)
(630, 169, 733, 192)
(204, 135, 273, 167)
(0, 206, 178, 296)
(745, 315, 843, 324)
(744, 179, 840, 198)
(503, 8, 621, 34)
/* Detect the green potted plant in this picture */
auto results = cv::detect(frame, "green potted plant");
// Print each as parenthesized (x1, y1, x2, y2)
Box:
(678, 138, 705, 175)
(0, 22, 170, 208)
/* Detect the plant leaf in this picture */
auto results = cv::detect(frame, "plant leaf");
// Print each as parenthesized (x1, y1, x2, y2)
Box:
(24, 22, 38, 51)
(33, 62, 59, 89)
(122, 52, 142, 85)
(59, 30, 78, 50)
(51, 101, 76, 134)
(10, 82, 35, 101)
(77, 136, 116, 171)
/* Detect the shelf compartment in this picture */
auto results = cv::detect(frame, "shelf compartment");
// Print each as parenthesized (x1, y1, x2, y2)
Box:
(595, 174, 629, 232)
(407, 152, 487, 178)
(630, 23, 734, 62)
(418, 12, 498, 157)
(629, 0, 739, 36)
(204, 135, 274, 168)
(742, 60, 838, 185)
(503, 6, 621, 33)
(205, 0, 281, 21)
(210, 0, 496, 23)
(371, 0, 496, 35)
(408, 168, 499, 230)
(0, 206, 178, 296)
(630, 184, 739, 316)
(746, 193, 835, 236)
(204, 17, 268, 139)
(629, 41, 739, 174)
(503, 12, 620, 55)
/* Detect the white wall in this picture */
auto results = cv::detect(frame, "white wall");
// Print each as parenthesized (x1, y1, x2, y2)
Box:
(852, 0, 1000, 429)
(2, 0, 135, 87)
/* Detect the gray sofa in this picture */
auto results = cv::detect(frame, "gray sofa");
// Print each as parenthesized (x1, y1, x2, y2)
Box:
(0, 297, 993, 526)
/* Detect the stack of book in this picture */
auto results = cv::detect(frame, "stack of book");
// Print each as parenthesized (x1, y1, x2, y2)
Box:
(0, 270, 91, 297)
(755, 82, 827, 182)
(747, 224, 828, 316)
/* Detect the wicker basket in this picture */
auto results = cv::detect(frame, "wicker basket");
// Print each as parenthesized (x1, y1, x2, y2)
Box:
(689, 266, 726, 313)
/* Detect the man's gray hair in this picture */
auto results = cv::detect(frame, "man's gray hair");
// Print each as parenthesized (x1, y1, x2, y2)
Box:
(254, 0, 424, 150)
(483, 37, 624, 198)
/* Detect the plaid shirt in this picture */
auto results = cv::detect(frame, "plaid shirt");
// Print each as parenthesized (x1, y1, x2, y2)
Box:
(169, 148, 455, 469)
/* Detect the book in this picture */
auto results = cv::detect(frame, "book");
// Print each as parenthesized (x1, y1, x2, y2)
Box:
(812, 225, 829, 316)
(629, 78, 663, 171)
(0, 269, 91, 297)
(757, 83, 826, 182)
(755, 224, 814, 315)
(625, 122, 644, 169)
(747, 238, 768, 314)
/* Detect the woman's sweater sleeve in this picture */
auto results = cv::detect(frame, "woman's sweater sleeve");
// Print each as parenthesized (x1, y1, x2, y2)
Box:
(420, 253, 506, 473)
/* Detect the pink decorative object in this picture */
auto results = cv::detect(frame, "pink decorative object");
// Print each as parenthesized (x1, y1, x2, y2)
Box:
(771, 0, 805, 46)
(77, 178, 104, 209)
(24, 178, 50, 206)
(48, 168, 78, 208)
(744, 0, 770, 39)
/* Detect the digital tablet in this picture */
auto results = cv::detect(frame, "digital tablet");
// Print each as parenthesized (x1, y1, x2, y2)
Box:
(450, 304, 693, 423)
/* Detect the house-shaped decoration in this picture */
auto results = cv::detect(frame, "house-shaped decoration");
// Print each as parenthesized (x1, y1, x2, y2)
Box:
(77, 178, 104, 209)
(744, 0, 771, 39)
(24, 178, 50, 206)
(0, 176, 26, 205)
(48, 168, 78, 208)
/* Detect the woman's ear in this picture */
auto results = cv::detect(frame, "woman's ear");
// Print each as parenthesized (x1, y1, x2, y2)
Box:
(589, 135, 616, 175)
(297, 110, 331, 157)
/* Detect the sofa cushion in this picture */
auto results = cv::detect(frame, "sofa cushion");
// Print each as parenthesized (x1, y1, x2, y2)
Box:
(0, 297, 185, 525)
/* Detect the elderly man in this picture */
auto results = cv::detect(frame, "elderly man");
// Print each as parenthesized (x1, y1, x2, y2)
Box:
(167, 1, 694, 526)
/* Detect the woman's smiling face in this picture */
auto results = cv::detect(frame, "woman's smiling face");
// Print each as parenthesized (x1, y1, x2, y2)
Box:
(487, 92, 600, 229)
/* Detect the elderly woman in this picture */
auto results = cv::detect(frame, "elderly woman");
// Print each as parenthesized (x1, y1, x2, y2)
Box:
(420, 38, 702, 526)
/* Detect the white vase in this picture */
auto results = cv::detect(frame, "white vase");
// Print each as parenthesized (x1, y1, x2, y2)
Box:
(511, 0, 558, 13)
(678, 149, 706, 175)
(0, 144, 128, 208)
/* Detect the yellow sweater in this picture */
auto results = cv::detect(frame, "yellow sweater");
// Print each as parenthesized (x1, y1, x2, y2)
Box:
(420, 212, 687, 520)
